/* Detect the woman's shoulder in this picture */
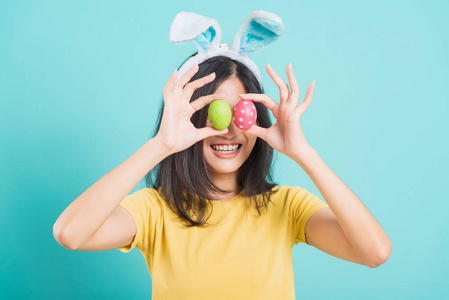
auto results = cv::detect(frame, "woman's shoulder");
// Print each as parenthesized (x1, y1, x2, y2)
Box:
(129, 187, 158, 196)
(268, 184, 301, 194)
(265, 184, 313, 202)
(132, 186, 165, 194)
(127, 187, 167, 206)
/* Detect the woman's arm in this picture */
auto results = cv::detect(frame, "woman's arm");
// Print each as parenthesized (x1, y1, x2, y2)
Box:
(53, 136, 169, 250)
(238, 63, 391, 267)
(54, 64, 232, 250)
(54, 64, 231, 250)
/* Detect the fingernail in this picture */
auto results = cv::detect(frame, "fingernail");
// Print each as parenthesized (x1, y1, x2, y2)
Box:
(289, 62, 292, 68)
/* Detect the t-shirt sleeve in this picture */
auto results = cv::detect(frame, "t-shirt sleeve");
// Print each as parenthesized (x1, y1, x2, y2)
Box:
(287, 186, 329, 247)
(116, 188, 161, 253)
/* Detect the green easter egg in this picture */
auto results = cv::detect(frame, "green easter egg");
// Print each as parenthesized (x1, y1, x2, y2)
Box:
(208, 99, 232, 131)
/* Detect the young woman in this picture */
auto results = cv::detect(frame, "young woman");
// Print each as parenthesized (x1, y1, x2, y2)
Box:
(53, 55, 391, 299)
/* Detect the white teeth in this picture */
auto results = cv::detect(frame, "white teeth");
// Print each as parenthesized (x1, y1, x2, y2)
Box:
(211, 144, 240, 151)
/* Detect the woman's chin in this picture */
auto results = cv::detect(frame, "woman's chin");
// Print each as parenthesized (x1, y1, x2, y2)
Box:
(208, 167, 239, 175)
(205, 161, 240, 175)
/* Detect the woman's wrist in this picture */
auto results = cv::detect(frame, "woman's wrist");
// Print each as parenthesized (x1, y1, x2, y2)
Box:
(146, 135, 174, 159)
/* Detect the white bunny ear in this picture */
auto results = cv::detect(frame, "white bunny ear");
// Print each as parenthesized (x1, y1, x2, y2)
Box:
(230, 11, 284, 55)
(169, 12, 222, 53)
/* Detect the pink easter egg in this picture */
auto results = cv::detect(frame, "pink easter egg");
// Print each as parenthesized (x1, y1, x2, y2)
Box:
(233, 99, 257, 130)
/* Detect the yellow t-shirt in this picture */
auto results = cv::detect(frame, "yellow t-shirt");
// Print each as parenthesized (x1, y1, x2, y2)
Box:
(118, 185, 329, 299)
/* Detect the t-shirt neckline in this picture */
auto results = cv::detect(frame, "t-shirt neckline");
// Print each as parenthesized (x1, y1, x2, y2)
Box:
(211, 189, 245, 203)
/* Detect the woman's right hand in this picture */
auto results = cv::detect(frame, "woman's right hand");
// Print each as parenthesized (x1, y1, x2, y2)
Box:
(155, 64, 229, 154)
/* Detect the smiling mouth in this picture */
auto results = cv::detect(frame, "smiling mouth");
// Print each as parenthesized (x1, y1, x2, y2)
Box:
(210, 144, 242, 153)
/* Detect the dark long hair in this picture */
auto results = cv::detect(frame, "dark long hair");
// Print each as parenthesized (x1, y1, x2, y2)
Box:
(145, 54, 279, 227)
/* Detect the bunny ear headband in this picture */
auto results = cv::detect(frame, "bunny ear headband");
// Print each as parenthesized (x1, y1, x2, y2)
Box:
(169, 11, 284, 87)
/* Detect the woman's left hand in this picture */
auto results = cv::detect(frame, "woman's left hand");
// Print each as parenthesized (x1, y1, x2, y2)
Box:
(240, 63, 315, 159)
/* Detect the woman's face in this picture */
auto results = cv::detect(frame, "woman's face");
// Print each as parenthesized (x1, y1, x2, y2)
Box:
(203, 75, 258, 177)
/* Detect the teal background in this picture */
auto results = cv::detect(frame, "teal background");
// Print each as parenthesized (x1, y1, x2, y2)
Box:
(1, 0, 448, 299)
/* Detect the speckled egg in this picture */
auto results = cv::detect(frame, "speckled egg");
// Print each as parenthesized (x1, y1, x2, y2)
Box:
(233, 99, 257, 130)
(208, 99, 232, 131)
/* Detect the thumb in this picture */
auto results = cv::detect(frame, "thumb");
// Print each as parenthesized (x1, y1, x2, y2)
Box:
(198, 126, 229, 140)
(243, 124, 266, 139)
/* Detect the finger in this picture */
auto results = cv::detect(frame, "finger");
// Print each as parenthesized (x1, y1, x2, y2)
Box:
(286, 63, 300, 106)
(242, 124, 268, 141)
(163, 69, 178, 95)
(197, 126, 229, 141)
(266, 64, 290, 103)
(174, 64, 199, 91)
(239, 93, 277, 114)
(190, 93, 226, 112)
(183, 72, 216, 101)
(296, 81, 315, 116)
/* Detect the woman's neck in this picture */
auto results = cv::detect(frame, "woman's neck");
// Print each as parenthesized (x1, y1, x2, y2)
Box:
(209, 173, 241, 201)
